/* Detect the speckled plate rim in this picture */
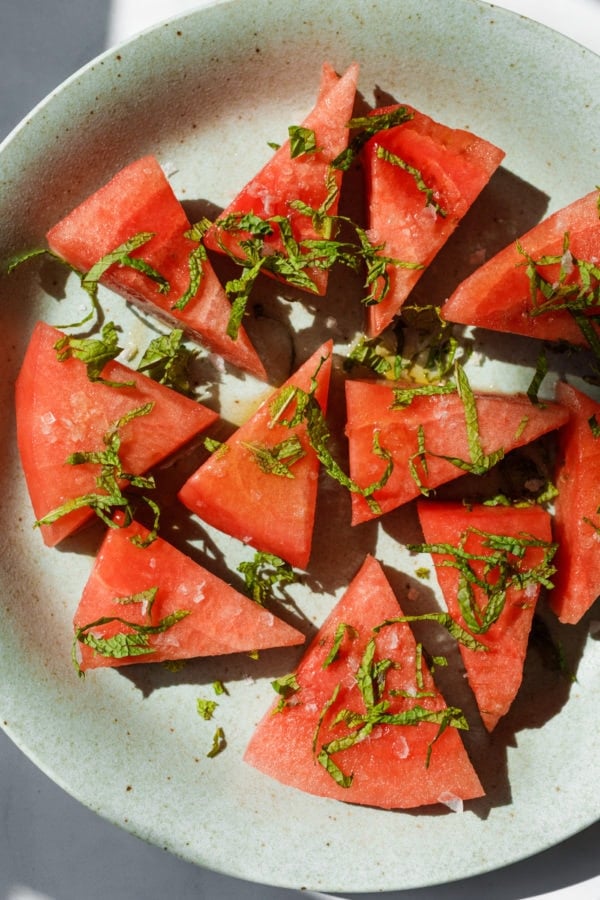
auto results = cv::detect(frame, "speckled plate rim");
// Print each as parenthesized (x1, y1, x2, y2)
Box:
(0, 0, 599, 892)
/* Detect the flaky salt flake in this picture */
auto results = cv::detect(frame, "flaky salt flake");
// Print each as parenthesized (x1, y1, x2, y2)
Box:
(437, 791, 464, 813)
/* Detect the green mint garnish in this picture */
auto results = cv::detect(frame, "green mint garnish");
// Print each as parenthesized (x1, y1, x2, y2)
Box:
(237, 551, 297, 606)
(54, 321, 134, 387)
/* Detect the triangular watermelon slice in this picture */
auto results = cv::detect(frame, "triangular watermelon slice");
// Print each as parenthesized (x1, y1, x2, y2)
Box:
(15, 321, 218, 547)
(178, 340, 333, 570)
(45, 155, 266, 379)
(244, 554, 484, 809)
(416, 501, 555, 731)
(73, 518, 305, 672)
(549, 381, 600, 624)
(363, 104, 505, 337)
(204, 62, 359, 296)
(345, 376, 569, 524)
(441, 189, 600, 347)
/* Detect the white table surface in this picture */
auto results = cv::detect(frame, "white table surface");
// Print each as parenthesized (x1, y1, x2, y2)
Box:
(1, 2, 599, 898)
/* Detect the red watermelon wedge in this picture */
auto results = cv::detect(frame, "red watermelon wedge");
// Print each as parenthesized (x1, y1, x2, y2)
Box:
(363, 104, 505, 336)
(416, 501, 555, 731)
(441, 189, 600, 347)
(178, 340, 333, 570)
(243, 554, 484, 809)
(73, 518, 305, 672)
(46, 156, 266, 379)
(15, 321, 218, 547)
(204, 62, 359, 296)
(549, 381, 600, 624)
(345, 376, 569, 524)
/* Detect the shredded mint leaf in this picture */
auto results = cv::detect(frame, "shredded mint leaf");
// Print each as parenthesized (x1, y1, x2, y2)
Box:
(271, 672, 301, 713)
(409, 364, 504, 492)
(171, 220, 210, 311)
(322, 623, 358, 669)
(589, 414, 600, 438)
(72, 609, 190, 676)
(331, 106, 414, 171)
(54, 321, 134, 387)
(527, 348, 548, 406)
(137, 328, 196, 396)
(390, 382, 457, 409)
(242, 434, 306, 478)
(206, 726, 226, 758)
(238, 551, 297, 605)
(5, 246, 58, 278)
(6, 237, 169, 331)
(203, 436, 228, 456)
(83, 231, 169, 298)
(376, 145, 447, 217)
(289, 168, 340, 238)
(345, 335, 405, 378)
(373, 612, 487, 652)
(6, 245, 100, 328)
(196, 698, 219, 720)
(288, 125, 320, 158)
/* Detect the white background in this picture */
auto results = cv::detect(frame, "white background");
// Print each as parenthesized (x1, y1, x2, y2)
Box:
(1, 2, 599, 899)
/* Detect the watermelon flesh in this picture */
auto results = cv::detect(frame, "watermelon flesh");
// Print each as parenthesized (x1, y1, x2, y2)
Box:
(416, 501, 555, 731)
(441, 189, 600, 347)
(45, 155, 266, 379)
(15, 321, 218, 547)
(73, 518, 305, 671)
(363, 104, 505, 336)
(178, 341, 333, 570)
(244, 554, 484, 809)
(204, 62, 359, 296)
(345, 378, 569, 524)
(550, 381, 600, 624)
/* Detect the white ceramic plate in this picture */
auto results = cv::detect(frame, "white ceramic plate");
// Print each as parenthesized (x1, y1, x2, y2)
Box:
(0, 0, 599, 892)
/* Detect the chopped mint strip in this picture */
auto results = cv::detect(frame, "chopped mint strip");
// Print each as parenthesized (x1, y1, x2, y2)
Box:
(196, 698, 219, 720)
(137, 328, 196, 396)
(238, 551, 297, 606)
(409, 528, 557, 634)
(527, 348, 548, 406)
(288, 125, 320, 158)
(206, 726, 226, 758)
(72, 609, 190, 676)
(322, 623, 358, 668)
(171, 220, 209, 311)
(54, 321, 134, 387)
(331, 106, 414, 171)
(376, 145, 447, 217)
(242, 434, 306, 478)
